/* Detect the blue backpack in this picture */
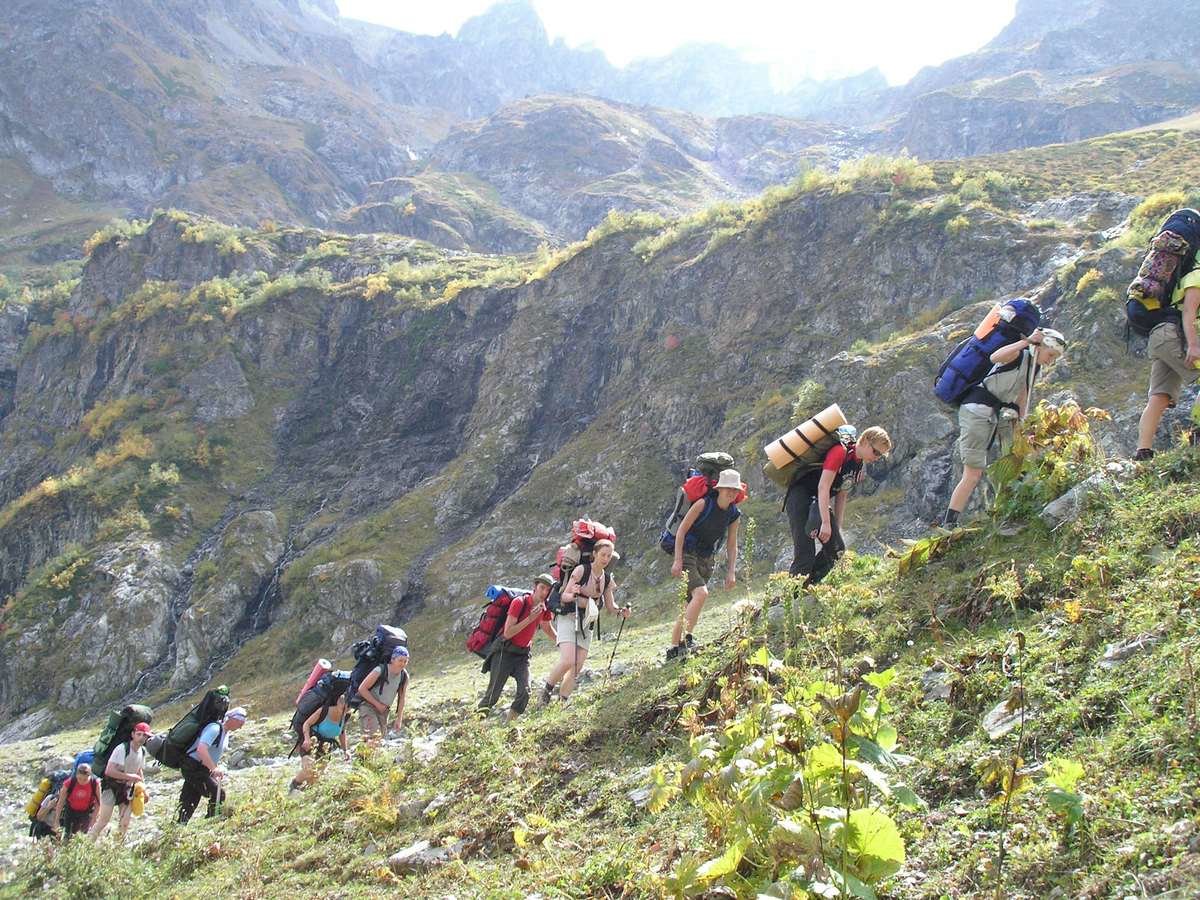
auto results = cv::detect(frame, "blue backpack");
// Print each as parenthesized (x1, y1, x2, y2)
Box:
(933, 299, 1041, 406)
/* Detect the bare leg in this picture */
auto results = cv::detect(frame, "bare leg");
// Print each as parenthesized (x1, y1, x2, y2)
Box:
(1138, 393, 1172, 451)
(559, 646, 590, 700)
(88, 800, 115, 843)
(671, 586, 708, 644)
(948, 465, 985, 514)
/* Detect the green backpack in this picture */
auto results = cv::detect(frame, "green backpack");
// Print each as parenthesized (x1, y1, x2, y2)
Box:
(93, 704, 153, 774)
(763, 425, 857, 489)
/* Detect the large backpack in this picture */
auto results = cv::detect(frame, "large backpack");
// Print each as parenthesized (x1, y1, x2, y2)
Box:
(763, 423, 858, 491)
(1126, 208, 1200, 337)
(660, 452, 746, 554)
(290, 670, 353, 737)
(149, 687, 229, 770)
(933, 299, 1041, 405)
(465, 586, 526, 658)
(24, 770, 71, 819)
(347, 625, 408, 709)
(545, 518, 617, 614)
(93, 704, 153, 776)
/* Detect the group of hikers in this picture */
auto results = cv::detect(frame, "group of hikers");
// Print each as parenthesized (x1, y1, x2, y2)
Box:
(22, 206, 1200, 853)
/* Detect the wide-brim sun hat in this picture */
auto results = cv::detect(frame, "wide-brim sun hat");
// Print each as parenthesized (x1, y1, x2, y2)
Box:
(715, 469, 742, 491)
(1040, 328, 1067, 353)
(534, 572, 556, 588)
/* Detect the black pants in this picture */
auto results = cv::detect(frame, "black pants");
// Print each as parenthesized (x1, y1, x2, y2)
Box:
(60, 806, 92, 837)
(785, 482, 845, 585)
(178, 758, 225, 824)
(478, 645, 531, 714)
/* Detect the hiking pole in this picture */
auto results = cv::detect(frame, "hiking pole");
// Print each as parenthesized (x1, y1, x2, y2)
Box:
(606, 605, 631, 677)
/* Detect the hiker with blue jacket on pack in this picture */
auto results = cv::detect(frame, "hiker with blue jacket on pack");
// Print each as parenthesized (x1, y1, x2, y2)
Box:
(178, 706, 246, 824)
(666, 468, 742, 660)
(941, 327, 1067, 526)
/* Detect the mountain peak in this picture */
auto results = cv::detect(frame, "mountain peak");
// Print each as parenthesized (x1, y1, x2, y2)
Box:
(458, 0, 548, 48)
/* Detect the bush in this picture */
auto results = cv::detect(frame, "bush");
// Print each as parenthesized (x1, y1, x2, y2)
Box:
(1074, 268, 1104, 297)
(1120, 191, 1189, 248)
(945, 214, 970, 235)
(83, 218, 149, 257)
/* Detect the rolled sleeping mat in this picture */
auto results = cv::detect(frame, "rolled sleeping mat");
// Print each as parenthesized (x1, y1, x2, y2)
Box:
(763, 404, 847, 470)
(296, 658, 333, 706)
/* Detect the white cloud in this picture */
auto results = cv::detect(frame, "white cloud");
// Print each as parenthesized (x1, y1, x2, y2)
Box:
(336, 0, 1018, 87)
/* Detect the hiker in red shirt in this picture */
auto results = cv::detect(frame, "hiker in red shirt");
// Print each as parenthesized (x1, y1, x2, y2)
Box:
(478, 574, 557, 721)
(52, 761, 101, 839)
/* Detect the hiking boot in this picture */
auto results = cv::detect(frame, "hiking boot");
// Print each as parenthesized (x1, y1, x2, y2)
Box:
(1133, 448, 1155, 462)
(538, 682, 554, 707)
(665, 643, 687, 661)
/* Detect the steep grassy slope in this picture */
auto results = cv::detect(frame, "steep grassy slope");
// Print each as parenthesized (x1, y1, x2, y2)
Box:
(2, 440, 1198, 898)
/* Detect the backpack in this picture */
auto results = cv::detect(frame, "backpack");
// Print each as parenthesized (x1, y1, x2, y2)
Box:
(24, 770, 71, 819)
(763, 424, 858, 490)
(546, 519, 617, 614)
(347, 625, 408, 709)
(290, 670, 352, 736)
(465, 586, 526, 657)
(933, 299, 1041, 405)
(150, 687, 229, 770)
(1125, 208, 1200, 337)
(93, 704, 153, 776)
(660, 453, 746, 554)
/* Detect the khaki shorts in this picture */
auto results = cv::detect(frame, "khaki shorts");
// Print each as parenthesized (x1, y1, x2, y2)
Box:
(957, 404, 1014, 470)
(359, 707, 387, 739)
(554, 611, 592, 651)
(681, 553, 715, 594)
(1148, 322, 1198, 405)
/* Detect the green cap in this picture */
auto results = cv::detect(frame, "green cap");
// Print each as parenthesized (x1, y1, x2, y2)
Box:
(533, 573, 556, 588)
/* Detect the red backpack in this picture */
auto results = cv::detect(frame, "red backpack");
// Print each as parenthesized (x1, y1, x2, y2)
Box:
(466, 586, 527, 658)
(546, 519, 617, 613)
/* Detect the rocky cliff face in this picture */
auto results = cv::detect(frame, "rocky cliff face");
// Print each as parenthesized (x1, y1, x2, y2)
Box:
(1, 143, 1185, 730)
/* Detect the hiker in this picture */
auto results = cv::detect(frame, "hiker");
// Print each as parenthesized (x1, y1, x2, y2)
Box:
(51, 761, 101, 839)
(787, 426, 892, 583)
(941, 328, 1067, 526)
(478, 573, 557, 721)
(290, 692, 350, 792)
(540, 539, 630, 705)
(1134, 274, 1200, 459)
(90, 721, 150, 843)
(667, 468, 743, 660)
(356, 645, 409, 745)
(178, 706, 246, 824)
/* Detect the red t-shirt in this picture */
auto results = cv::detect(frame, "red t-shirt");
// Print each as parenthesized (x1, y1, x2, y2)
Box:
(66, 777, 98, 813)
(505, 594, 553, 650)
(821, 444, 862, 492)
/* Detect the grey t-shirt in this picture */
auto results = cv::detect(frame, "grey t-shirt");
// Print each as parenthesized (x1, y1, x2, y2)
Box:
(366, 665, 407, 710)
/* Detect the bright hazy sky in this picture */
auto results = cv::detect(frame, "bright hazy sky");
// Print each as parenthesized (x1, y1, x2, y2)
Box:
(336, 0, 1019, 87)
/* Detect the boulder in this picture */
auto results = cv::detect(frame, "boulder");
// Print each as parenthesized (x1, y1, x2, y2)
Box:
(982, 698, 1033, 740)
(387, 839, 464, 875)
(1099, 632, 1161, 669)
(1041, 473, 1107, 529)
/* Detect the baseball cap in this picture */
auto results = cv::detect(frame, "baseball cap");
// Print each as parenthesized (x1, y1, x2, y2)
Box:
(132, 722, 152, 735)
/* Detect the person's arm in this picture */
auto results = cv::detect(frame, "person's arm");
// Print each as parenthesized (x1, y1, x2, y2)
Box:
(392, 678, 407, 732)
(503, 597, 545, 638)
(301, 705, 324, 750)
(539, 616, 558, 641)
(671, 500, 706, 576)
(833, 490, 848, 524)
(339, 728, 349, 757)
(990, 328, 1043, 365)
(724, 518, 739, 589)
(358, 667, 387, 714)
(193, 740, 217, 773)
(1183, 288, 1200, 369)
(604, 576, 627, 617)
(52, 784, 67, 829)
(814, 469, 837, 543)
(561, 566, 585, 602)
(105, 746, 141, 784)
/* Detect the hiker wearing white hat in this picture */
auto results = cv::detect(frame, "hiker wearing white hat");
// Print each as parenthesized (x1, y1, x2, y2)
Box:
(942, 326, 1067, 527)
(667, 468, 744, 660)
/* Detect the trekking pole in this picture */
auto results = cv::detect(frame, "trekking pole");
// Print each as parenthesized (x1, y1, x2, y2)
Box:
(606, 605, 631, 678)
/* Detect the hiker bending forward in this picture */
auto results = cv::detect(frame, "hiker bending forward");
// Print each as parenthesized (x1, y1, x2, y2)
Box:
(357, 645, 409, 745)
(786, 427, 892, 584)
(90, 721, 150, 843)
(479, 573, 557, 721)
(943, 328, 1066, 526)
(291, 692, 350, 792)
(178, 707, 246, 824)
(668, 468, 742, 660)
(541, 539, 628, 704)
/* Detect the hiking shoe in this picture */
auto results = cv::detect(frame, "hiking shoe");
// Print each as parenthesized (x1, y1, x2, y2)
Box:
(1133, 448, 1155, 461)
(684, 633, 696, 650)
(539, 682, 554, 707)
(665, 643, 687, 661)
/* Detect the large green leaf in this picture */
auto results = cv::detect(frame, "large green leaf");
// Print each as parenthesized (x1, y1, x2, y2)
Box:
(845, 807, 905, 883)
(697, 837, 749, 883)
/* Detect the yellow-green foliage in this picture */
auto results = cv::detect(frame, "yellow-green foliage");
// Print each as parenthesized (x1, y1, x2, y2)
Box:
(361, 273, 390, 301)
(82, 218, 149, 257)
(80, 397, 143, 440)
(180, 220, 247, 256)
(1119, 191, 1189, 248)
(1074, 268, 1104, 297)
(945, 214, 970, 235)
(301, 240, 349, 265)
(834, 153, 937, 195)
